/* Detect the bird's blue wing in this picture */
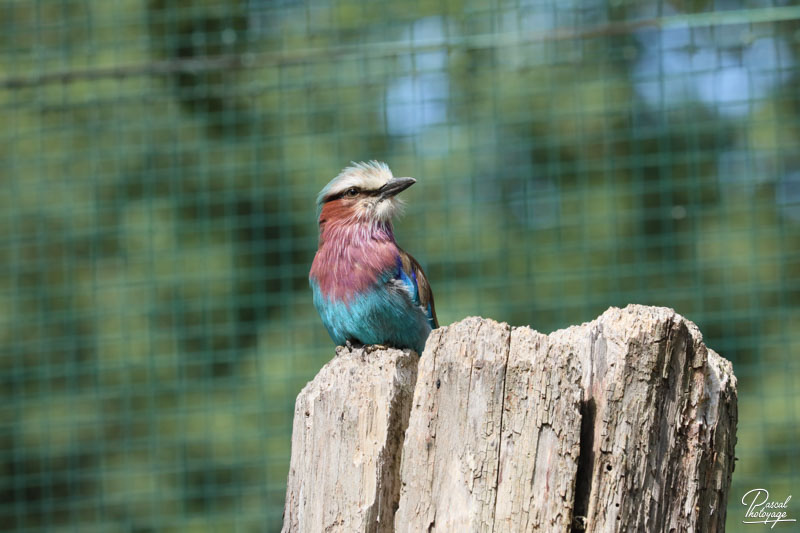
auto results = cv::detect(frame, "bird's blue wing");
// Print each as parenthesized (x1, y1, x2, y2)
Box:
(395, 256, 420, 305)
(395, 251, 438, 329)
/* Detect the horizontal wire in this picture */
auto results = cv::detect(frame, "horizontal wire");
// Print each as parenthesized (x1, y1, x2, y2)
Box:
(0, 5, 798, 89)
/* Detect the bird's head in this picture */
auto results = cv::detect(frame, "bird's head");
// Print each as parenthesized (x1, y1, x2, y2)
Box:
(316, 161, 415, 226)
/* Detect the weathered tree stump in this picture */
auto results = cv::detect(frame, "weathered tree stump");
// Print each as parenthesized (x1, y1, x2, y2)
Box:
(283, 305, 737, 533)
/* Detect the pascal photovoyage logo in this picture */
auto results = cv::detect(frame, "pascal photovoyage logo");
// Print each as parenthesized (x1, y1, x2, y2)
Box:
(741, 488, 796, 528)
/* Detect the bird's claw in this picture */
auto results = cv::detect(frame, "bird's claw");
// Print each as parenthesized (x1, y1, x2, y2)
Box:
(344, 340, 366, 351)
(340, 341, 389, 353)
(364, 343, 388, 353)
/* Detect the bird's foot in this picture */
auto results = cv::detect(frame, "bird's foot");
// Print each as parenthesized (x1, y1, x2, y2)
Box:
(340, 341, 389, 354)
(364, 343, 389, 353)
(344, 339, 366, 352)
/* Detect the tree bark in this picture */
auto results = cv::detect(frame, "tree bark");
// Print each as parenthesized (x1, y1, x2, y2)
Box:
(567, 305, 738, 533)
(282, 346, 419, 533)
(283, 305, 737, 533)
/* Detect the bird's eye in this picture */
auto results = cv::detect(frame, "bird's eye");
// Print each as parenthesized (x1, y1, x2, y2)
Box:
(345, 188, 359, 198)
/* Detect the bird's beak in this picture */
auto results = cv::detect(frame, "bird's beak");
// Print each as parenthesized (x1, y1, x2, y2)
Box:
(378, 177, 416, 199)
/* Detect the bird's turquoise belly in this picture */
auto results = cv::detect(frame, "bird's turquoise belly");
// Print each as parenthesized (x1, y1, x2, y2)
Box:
(311, 280, 431, 354)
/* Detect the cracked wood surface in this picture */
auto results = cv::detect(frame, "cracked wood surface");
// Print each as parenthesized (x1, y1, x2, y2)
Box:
(393, 318, 585, 532)
(567, 305, 738, 532)
(283, 305, 737, 533)
(282, 346, 418, 533)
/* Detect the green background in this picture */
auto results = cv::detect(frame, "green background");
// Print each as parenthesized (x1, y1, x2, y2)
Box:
(2, 0, 799, 531)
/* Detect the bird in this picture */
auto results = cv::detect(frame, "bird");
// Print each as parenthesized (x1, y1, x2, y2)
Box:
(309, 161, 438, 355)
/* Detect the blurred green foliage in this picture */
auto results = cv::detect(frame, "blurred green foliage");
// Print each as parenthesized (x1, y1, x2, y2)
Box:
(1, 0, 799, 531)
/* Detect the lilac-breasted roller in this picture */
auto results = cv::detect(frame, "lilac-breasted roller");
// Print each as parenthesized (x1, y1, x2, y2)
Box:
(309, 161, 438, 354)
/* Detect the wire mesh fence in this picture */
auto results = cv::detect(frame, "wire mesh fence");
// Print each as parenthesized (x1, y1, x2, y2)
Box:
(1, 0, 799, 531)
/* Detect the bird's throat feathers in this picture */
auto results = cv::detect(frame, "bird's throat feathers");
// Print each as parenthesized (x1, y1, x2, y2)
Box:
(311, 200, 399, 301)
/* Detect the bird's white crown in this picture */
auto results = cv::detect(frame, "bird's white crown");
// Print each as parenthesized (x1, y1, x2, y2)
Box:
(318, 161, 394, 203)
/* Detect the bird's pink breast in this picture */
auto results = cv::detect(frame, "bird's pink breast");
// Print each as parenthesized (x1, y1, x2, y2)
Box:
(310, 216, 398, 302)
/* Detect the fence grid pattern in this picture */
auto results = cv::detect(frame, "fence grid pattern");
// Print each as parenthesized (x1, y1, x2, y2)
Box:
(1, 1, 798, 531)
